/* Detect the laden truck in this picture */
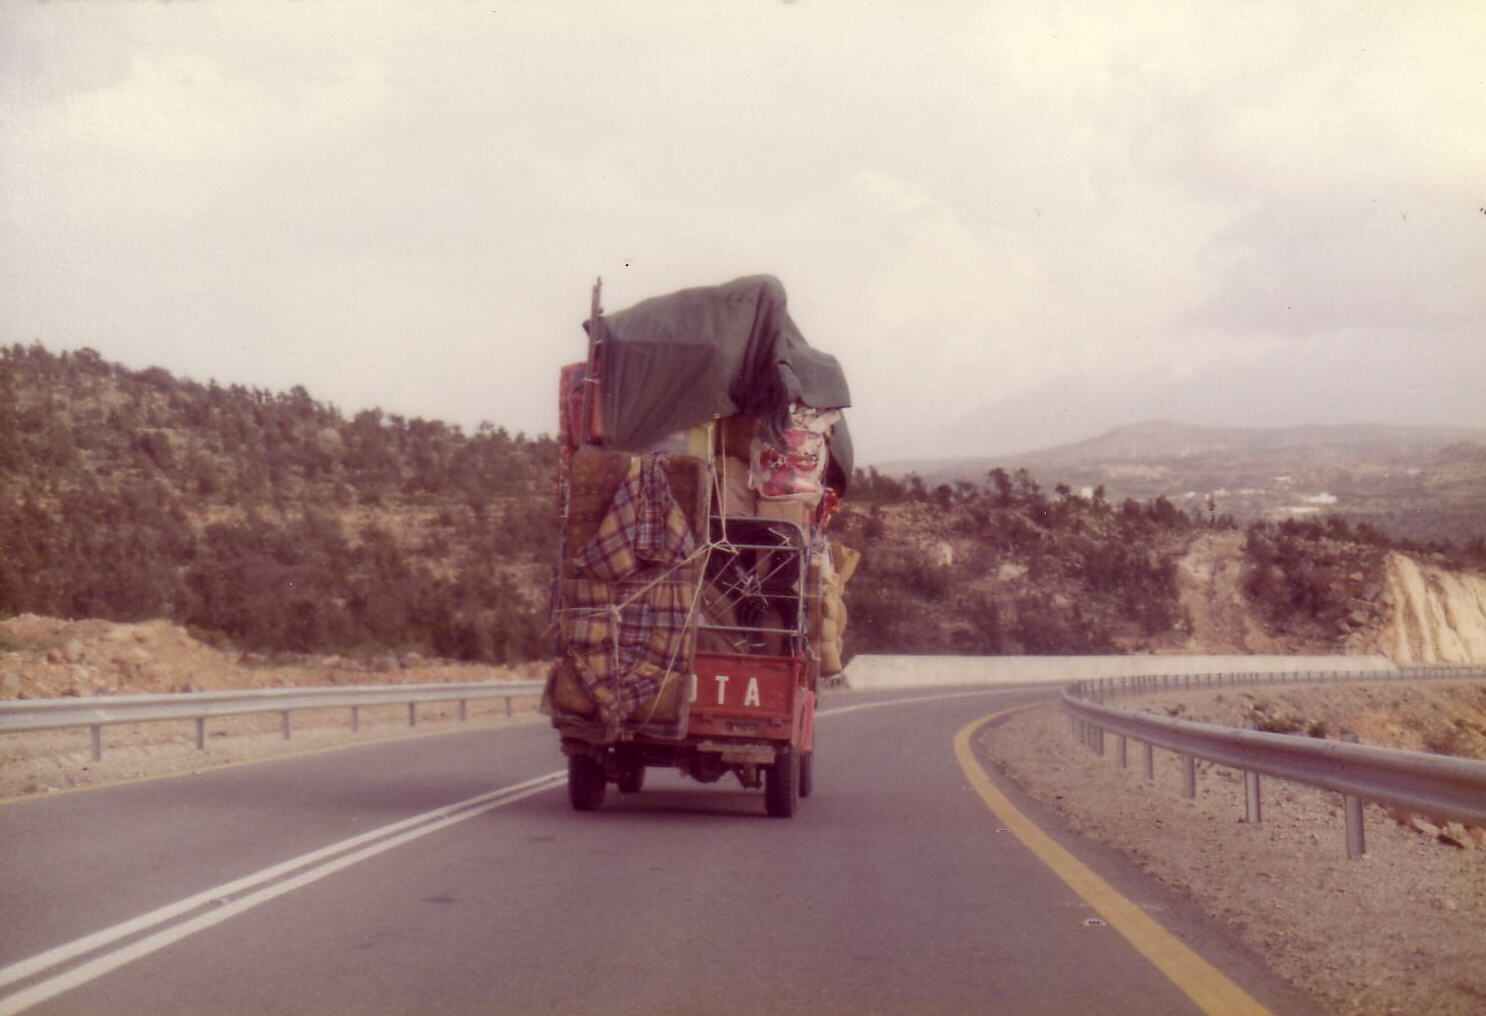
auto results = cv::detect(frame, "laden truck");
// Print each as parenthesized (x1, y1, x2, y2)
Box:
(543, 276, 857, 818)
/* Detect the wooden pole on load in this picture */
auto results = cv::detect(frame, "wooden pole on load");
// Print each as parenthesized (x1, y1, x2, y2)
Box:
(559, 277, 603, 590)
(579, 277, 602, 449)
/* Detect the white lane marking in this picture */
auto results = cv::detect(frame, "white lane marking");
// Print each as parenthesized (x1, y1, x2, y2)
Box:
(0, 771, 566, 1016)
(3, 688, 1043, 1013)
(818, 687, 1036, 719)
(0, 769, 564, 989)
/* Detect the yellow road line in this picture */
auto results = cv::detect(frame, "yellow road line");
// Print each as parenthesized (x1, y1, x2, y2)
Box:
(954, 709, 1272, 1016)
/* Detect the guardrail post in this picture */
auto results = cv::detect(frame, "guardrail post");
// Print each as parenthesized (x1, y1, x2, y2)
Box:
(196, 717, 206, 751)
(459, 699, 468, 722)
(1182, 754, 1196, 798)
(1117, 734, 1127, 768)
(1342, 732, 1367, 858)
(408, 703, 417, 727)
(1094, 726, 1105, 757)
(92, 725, 103, 762)
(282, 711, 291, 740)
(352, 705, 360, 733)
(1143, 743, 1154, 782)
(505, 696, 513, 718)
(1243, 722, 1261, 823)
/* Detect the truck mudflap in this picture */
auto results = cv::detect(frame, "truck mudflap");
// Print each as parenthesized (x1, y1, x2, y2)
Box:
(799, 688, 816, 754)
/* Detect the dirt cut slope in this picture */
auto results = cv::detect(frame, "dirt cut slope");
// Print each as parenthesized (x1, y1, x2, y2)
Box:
(1172, 534, 1486, 666)
(1175, 531, 1289, 654)
(1379, 553, 1486, 664)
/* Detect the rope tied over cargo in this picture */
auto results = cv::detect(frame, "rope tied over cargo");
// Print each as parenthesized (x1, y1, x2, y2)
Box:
(555, 453, 713, 730)
(551, 435, 832, 733)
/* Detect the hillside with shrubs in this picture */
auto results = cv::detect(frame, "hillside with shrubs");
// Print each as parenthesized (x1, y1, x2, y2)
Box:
(3, 343, 1483, 668)
(0, 343, 557, 663)
(832, 470, 1191, 654)
(832, 466, 1486, 658)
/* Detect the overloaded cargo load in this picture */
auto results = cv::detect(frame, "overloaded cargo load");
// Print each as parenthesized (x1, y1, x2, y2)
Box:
(544, 275, 858, 817)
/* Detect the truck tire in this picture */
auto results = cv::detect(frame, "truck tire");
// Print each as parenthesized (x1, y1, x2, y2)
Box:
(764, 749, 799, 818)
(568, 755, 606, 811)
(798, 750, 814, 799)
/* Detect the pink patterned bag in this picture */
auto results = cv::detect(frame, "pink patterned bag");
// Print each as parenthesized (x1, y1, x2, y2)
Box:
(749, 409, 840, 503)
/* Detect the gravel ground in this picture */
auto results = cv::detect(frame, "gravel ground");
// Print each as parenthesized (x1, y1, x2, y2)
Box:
(978, 687, 1486, 1016)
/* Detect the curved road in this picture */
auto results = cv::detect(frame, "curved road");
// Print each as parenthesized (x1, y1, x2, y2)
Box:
(0, 686, 1317, 1015)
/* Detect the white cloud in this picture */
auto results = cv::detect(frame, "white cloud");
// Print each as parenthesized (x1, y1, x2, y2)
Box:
(2, 0, 1482, 463)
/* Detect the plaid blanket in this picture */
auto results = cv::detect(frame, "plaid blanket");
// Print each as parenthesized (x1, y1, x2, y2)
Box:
(570, 456, 697, 580)
(560, 455, 700, 728)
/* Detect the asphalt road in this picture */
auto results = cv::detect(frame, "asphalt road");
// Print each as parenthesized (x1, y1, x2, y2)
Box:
(0, 685, 1317, 1015)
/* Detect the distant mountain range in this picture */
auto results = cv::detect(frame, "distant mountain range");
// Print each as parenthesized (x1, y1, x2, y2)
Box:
(876, 421, 1486, 544)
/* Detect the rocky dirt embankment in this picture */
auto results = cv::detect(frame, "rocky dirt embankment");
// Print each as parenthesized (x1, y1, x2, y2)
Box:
(1152, 680, 1486, 760)
(0, 614, 544, 700)
(0, 615, 548, 799)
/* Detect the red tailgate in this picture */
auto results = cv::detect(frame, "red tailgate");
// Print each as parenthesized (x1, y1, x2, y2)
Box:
(687, 652, 798, 741)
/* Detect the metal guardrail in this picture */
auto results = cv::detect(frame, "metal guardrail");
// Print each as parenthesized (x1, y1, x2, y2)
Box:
(0, 680, 547, 761)
(1070, 665, 1486, 704)
(1062, 666, 1486, 857)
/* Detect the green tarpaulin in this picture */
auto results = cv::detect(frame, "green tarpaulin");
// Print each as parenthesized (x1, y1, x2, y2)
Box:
(587, 275, 852, 484)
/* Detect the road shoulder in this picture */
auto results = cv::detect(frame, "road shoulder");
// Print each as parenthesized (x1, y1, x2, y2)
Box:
(974, 701, 1486, 1016)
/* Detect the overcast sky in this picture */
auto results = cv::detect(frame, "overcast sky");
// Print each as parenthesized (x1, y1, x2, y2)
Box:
(3, 2, 1483, 463)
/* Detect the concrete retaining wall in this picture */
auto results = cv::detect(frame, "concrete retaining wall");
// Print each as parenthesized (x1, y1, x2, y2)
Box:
(841, 654, 1400, 691)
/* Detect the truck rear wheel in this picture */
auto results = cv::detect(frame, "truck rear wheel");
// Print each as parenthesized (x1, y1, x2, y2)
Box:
(798, 750, 813, 799)
(568, 755, 606, 811)
(764, 749, 799, 818)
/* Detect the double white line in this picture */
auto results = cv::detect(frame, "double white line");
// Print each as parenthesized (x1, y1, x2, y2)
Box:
(0, 770, 566, 1016)
(3, 688, 1023, 1014)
